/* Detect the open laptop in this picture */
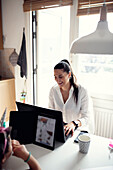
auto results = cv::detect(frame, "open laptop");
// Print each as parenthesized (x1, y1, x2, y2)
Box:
(15, 102, 72, 143)
(9, 110, 57, 150)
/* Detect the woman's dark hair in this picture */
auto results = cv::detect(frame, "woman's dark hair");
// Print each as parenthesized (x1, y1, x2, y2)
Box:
(0, 128, 11, 166)
(54, 59, 78, 103)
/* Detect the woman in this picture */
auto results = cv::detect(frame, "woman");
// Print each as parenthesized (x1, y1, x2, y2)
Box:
(48, 59, 91, 136)
(0, 127, 41, 170)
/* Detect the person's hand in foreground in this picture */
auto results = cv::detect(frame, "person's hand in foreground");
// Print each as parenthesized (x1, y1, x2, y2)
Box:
(12, 140, 41, 170)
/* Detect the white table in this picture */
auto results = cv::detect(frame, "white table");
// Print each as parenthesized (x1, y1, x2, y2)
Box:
(2, 131, 113, 170)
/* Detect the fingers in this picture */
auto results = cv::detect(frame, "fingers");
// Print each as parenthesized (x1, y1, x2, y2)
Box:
(66, 128, 71, 136)
(64, 126, 71, 136)
(66, 128, 74, 137)
(64, 123, 75, 136)
(12, 140, 22, 154)
(12, 145, 24, 157)
(12, 140, 20, 146)
(12, 140, 22, 150)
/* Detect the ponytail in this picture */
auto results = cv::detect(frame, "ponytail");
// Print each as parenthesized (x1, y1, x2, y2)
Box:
(69, 73, 78, 103)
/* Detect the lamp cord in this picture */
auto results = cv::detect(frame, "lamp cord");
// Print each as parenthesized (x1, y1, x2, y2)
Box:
(60, 0, 62, 6)
(87, 0, 90, 15)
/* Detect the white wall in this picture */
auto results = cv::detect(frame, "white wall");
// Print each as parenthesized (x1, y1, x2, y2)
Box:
(1, 0, 33, 104)
(2, 0, 24, 49)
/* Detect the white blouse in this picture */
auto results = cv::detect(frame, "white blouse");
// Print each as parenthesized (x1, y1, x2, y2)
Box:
(48, 84, 90, 128)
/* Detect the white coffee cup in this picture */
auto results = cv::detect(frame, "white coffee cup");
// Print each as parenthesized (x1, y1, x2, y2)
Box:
(78, 135, 90, 154)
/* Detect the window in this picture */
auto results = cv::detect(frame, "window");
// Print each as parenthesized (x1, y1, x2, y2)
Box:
(37, 7, 70, 107)
(76, 13, 113, 96)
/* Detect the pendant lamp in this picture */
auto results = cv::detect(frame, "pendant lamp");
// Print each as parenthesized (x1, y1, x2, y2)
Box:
(70, 4, 113, 55)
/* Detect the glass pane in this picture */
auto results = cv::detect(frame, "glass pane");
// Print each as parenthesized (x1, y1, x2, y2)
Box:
(77, 54, 113, 95)
(77, 13, 113, 96)
(37, 7, 70, 107)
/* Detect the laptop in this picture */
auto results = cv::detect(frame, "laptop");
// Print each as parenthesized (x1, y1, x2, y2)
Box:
(9, 110, 57, 150)
(16, 102, 72, 143)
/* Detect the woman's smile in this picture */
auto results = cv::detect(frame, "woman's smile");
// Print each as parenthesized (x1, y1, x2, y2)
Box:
(58, 81, 63, 86)
(54, 69, 70, 89)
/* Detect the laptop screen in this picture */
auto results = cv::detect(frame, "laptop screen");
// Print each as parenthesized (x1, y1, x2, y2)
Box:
(16, 102, 65, 143)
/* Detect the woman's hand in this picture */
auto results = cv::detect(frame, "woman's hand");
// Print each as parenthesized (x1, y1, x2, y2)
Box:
(12, 140, 41, 170)
(64, 122, 75, 136)
(12, 140, 29, 161)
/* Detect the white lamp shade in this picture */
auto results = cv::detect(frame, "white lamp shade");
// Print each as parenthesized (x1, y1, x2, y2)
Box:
(70, 20, 113, 55)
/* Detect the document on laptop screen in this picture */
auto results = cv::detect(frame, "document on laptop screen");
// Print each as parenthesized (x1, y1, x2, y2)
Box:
(35, 115, 56, 148)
